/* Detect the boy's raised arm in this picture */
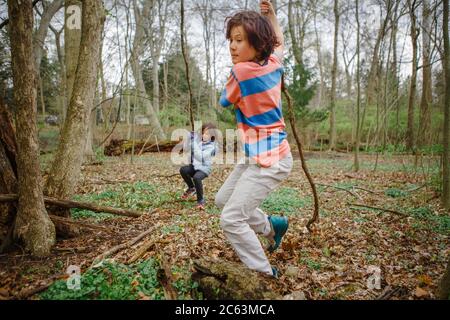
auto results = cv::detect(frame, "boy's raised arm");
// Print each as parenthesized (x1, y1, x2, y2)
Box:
(260, 0, 284, 60)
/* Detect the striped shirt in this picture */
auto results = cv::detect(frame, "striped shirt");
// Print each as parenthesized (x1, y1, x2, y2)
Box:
(219, 53, 291, 167)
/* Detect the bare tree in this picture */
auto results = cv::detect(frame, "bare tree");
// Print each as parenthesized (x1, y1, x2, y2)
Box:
(45, 0, 106, 204)
(7, 0, 55, 256)
(442, 0, 450, 211)
(406, 0, 420, 151)
(33, 0, 64, 72)
(130, 0, 166, 140)
(329, 0, 340, 150)
(147, 0, 173, 114)
(181, 0, 194, 130)
(354, 0, 361, 172)
(418, 0, 433, 147)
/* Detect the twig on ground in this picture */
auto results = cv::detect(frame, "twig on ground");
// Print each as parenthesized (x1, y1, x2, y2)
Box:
(347, 202, 408, 218)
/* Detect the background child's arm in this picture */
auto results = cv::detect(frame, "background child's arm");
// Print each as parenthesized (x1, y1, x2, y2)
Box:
(260, 0, 284, 60)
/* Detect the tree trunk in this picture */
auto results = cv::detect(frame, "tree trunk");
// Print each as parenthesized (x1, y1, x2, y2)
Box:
(366, 2, 392, 108)
(406, 0, 419, 151)
(390, 6, 400, 144)
(45, 0, 105, 203)
(442, 0, 450, 210)
(313, 7, 324, 109)
(288, 0, 302, 66)
(329, 0, 339, 150)
(149, 0, 170, 115)
(64, 0, 82, 113)
(354, 0, 361, 172)
(418, 0, 432, 147)
(439, 258, 450, 299)
(180, 0, 194, 130)
(7, 0, 55, 256)
(33, 0, 64, 72)
(130, 0, 166, 140)
(0, 97, 17, 247)
(49, 25, 67, 121)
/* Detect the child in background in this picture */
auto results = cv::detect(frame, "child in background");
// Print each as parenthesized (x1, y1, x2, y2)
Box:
(180, 123, 218, 210)
(215, 0, 292, 277)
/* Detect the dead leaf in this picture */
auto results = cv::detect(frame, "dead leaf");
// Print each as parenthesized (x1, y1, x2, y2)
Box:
(414, 287, 428, 298)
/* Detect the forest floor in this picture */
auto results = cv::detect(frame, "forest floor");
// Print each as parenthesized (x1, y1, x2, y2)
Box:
(0, 151, 448, 300)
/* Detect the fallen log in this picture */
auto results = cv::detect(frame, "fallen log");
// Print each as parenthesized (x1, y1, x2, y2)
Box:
(0, 194, 143, 218)
(192, 257, 281, 300)
(104, 139, 179, 156)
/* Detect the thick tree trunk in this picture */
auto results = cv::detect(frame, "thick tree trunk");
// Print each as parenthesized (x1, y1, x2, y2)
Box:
(45, 0, 105, 203)
(406, 0, 418, 151)
(64, 0, 82, 114)
(7, 0, 55, 256)
(329, 0, 339, 150)
(418, 0, 433, 147)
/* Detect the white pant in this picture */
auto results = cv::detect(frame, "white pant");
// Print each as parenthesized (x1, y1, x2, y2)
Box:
(215, 154, 293, 274)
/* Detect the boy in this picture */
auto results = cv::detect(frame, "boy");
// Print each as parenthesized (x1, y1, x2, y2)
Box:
(215, 0, 293, 277)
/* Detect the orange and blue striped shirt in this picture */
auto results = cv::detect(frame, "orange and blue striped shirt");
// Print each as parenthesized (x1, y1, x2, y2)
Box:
(219, 54, 291, 167)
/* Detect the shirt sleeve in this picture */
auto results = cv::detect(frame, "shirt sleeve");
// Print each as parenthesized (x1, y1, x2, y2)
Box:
(219, 68, 241, 108)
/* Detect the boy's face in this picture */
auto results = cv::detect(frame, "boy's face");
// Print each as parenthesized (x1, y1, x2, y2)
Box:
(229, 26, 258, 64)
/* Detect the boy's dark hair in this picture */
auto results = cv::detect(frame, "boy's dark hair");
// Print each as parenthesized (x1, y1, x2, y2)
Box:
(225, 11, 280, 61)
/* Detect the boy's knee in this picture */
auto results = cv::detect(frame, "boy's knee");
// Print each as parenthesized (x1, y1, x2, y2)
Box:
(215, 193, 226, 209)
(180, 166, 188, 174)
(219, 215, 231, 230)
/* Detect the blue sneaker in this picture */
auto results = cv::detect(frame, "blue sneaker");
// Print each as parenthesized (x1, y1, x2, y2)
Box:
(267, 216, 289, 253)
(271, 266, 279, 278)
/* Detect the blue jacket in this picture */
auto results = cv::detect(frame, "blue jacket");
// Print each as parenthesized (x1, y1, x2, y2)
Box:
(185, 132, 217, 176)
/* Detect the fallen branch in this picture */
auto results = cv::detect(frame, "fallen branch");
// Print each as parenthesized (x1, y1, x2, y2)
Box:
(0, 194, 143, 218)
(317, 183, 360, 199)
(127, 238, 156, 264)
(49, 215, 111, 233)
(376, 285, 404, 300)
(347, 202, 408, 218)
(282, 77, 320, 232)
(351, 186, 380, 194)
(53, 246, 89, 253)
(91, 225, 158, 266)
(153, 174, 180, 179)
(16, 273, 65, 299)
